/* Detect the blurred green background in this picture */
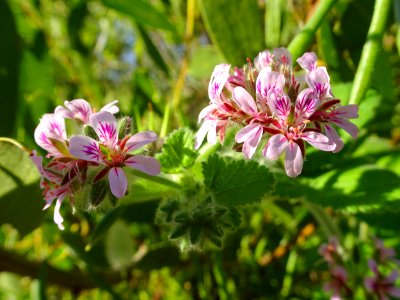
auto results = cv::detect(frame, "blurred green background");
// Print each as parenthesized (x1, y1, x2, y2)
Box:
(1, 0, 400, 299)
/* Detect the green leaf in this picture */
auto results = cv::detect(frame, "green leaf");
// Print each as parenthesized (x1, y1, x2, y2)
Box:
(0, 142, 44, 235)
(198, 0, 263, 65)
(202, 155, 274, 205)
(303, 165, 400, 213)
(105, 220, 135, 270)
(156, 128, 198, 173)
(101, 0, 175, 31)
(136, 25, 170, 77)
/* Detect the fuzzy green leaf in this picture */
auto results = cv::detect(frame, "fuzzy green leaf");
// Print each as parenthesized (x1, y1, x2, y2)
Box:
(202, 155, 274, 205)
(156, 128, 198, 173)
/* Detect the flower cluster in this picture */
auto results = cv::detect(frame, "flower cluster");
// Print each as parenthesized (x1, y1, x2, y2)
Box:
(31, 99, 161, 230)
(364, 239, 400, 300)
(195, 48, 358, 177)
(319, 237, 400, 300)
(318, 237, 353, 299)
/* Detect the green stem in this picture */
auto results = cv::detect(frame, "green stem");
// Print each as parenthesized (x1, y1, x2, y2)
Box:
(287, 0, 339, 61)
(349, 0, 392, 104)
(131, 169, 182, 190)
(301, 200, 341, 239)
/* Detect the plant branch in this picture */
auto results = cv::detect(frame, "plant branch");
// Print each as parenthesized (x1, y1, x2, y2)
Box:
(287, 0, 339, 61)
(349, 0, 392, 104)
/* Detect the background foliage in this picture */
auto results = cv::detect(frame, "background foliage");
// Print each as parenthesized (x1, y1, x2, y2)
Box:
(0, 0, 400, 299)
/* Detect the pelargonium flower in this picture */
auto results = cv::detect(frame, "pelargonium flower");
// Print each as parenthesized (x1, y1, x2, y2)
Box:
(365, 260, 400, 300)
(324, 265, 352, 300)
(69, 111, 161, 198)
(319, 237, 341, 265)
(195, 48, 359, 177)
(30, 151, 82, 230)
(32, 100, 161, 229)
(55, 99, 119, 124)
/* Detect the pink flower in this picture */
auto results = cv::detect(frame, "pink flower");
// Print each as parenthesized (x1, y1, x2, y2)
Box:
(365, 260, 400, 300)
(263, 89, 335, 177)
(55, 99, 119, 124)
(195, 48, 359, 177)
(374, 239, 400, 265)
(30, 151, 77, 230)
(69, 111, 160, 198)
(319, 237, 340, 264)
(195, 64, 231, 149)
(324, 266, 351, 300)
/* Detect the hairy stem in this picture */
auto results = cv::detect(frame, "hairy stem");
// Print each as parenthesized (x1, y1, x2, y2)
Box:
(287, 0, 339, 61)
(349, 0, 392, 104)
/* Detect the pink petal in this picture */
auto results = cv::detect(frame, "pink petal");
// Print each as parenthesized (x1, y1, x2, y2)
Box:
(325, 125, 344, 153)
(306, 67, 331, 98)
(232, 86, 258, 115)
(263, 133, 288, 160)
(54, 197, 65, 230)
(297, 52, 317, 71)
(388, 287, 400, 298)
(295, 88, 319, 125)
(235, 123, 261, 143)
(235, 124, 263, 159)
(208, 64, 230, 103)
(108, 167, 127, 198)
(34, 113, 67, 156)
(89, 111, 118, 145)
(207, 121, 218, 144)
(54, 106, 73, 119)
(268, 92, 291, 122)
(302, 132, 336, 151)
(335, 105, 359, 119)
(126, 131, 158, 152)
(125, 155, 161, 175)
(332, 118, 358, 139)
(368, 259, 378, 274)
(195, 120, 214, 149)
(285, 142, 303, 177)
(364, 277, 375, 291)
(100, 100, 119, 115)
(69, 135, 102, 162)
(64, 99, 92, 123)
(256, 69, 285, 99)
